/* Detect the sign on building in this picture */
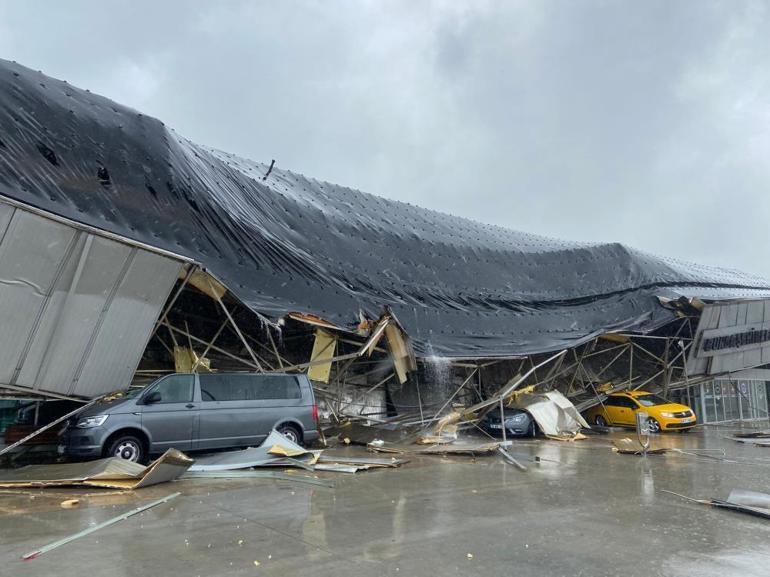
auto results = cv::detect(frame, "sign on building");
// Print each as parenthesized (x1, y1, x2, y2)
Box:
(687, 299, 770, 376)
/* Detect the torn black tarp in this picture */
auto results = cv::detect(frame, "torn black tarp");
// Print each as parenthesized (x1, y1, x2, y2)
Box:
(2, 59, 770, 357)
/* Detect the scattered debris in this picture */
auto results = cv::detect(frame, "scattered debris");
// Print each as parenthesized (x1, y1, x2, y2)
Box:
(497, 447, 527, 471)
(59, 499, 79, 509)
(181, 470, 334, 488)
(335, 421, 421, 446)
(262, 158, 275, 180)
(188, 429, 408, 475)
(311, 463, 360, 474)
(612, 438, 667, 455)
(663, 488, 770, 521)
(314, 454, 408, 473)
(368, 438, 500, 455)
(726, 489, 770, 509)
(511, 390, 589, 440)
(613, 446, 668, 456)
(22, 492, 180, 560)
(730, 437, 770, 447)
(732, 430, 770, 438)
(0, 449, 192, 489)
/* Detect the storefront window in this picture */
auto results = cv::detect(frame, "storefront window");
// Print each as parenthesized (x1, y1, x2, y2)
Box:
(691, 386, 702, 421)
(704, 381, 717, 422)
(723, 381, 739, 421)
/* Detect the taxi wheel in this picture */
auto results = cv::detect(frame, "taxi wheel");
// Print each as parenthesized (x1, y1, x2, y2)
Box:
(646, 418, 661, 434)
(594, 415, 607, 427)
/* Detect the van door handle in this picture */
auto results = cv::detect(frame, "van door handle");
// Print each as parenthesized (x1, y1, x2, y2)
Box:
(186, 404, 195, 409)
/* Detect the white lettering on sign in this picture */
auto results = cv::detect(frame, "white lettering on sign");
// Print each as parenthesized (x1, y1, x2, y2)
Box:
(696, 321, 770, 358)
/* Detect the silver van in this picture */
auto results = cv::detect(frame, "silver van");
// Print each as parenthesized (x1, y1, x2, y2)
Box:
(62, 372, 319, 462)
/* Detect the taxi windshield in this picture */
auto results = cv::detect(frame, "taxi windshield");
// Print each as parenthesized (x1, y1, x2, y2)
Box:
(635, 394, 669, 407)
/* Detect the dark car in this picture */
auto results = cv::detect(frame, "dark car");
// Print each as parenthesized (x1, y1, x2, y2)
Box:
(62, 372, 319, 463)
(4, 400, 83, 446)
(481, 407, 537, 438)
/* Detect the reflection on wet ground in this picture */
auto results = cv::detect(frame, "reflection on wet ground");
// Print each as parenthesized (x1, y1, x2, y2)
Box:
(2, 427, 770, 576)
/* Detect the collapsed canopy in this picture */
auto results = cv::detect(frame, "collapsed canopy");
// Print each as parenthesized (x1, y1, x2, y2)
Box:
(1, 58, 769, 357)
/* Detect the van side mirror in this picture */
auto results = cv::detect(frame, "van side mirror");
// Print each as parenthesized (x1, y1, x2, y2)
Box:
(143, 391, 161, 404)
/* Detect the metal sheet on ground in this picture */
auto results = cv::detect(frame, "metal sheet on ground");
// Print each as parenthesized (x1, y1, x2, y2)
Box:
(187, 430, 317, 472)
(0, 449, 192, 489)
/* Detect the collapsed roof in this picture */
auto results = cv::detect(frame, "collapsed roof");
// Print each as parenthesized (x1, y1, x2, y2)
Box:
(2, 58, 770, 358)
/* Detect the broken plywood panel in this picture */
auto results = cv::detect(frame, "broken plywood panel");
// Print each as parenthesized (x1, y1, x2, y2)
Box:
(173, 346, 211, 372)
(307, 329, 337, 384)
(385, 324, 417, 384)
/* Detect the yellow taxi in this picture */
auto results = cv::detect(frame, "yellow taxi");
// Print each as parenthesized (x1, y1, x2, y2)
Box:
(583, 390, 696, 433)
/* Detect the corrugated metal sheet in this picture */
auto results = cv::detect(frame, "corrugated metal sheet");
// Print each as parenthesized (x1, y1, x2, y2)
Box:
(687, 299, 770, 376)
(73, 248, 184, 397)
(0, 200, 183, 398)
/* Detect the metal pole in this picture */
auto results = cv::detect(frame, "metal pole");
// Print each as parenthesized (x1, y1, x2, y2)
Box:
(240, 330, 288, 369)
(499, 397, 507, 444)
(270, 351, 360, 373)
(589, 345, 630, 384)
(22, 492, 180, 560)
(190, 318, 229, 372)
(469, 349, 567, 415)
(207, 278, 263, 371)
(163, 322, 260, 369)
(266, 328, 285, 369)
(663, 339, 671, 399)
(431, 368, 478, 421)
(363, 373, 396, 396)
(416, 375, 425, 425)
(151, 265, 195, 337)
(0, 383, 85, 401)
(567, 344, 591, 393)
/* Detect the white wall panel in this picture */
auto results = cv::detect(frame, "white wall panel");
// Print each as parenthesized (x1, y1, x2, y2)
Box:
(0, 200, 183, 397)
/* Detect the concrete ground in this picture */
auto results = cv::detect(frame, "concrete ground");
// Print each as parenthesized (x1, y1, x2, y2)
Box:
(2, 427, 769, 577)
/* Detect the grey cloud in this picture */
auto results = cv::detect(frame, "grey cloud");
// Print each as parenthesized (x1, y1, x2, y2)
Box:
(1, 0, 768, 276)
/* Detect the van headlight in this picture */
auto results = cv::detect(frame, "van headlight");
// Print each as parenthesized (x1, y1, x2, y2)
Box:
(76, 415, 108, 428)
(659, 411, 674, 418)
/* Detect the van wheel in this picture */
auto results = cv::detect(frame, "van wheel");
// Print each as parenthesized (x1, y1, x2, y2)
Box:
(106, 435, 145, 463)
(276, 424, 302, 446)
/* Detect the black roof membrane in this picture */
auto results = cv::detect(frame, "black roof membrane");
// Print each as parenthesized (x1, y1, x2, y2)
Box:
(2, 59, 770, 357)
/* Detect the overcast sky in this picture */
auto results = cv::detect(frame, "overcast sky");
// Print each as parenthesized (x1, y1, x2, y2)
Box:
(1, 1, 769, 276)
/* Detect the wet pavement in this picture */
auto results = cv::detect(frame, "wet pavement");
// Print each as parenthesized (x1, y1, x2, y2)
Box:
(2, 427, 770, 576)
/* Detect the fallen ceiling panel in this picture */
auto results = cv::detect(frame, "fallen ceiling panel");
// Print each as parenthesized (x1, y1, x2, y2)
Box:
(2, 59, 770, 358)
